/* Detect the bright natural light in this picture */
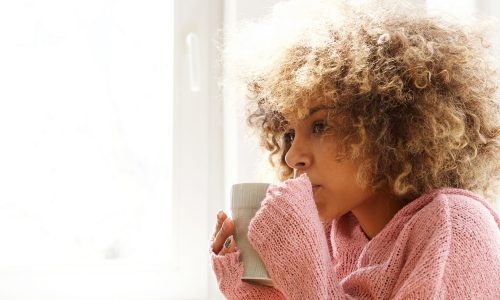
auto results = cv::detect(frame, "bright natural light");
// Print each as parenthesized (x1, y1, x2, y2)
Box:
(426, 0, 476, 19)
(0, 0, 173, 266)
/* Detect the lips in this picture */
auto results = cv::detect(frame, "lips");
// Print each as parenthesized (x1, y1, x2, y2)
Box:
(312, 185, 321, 193)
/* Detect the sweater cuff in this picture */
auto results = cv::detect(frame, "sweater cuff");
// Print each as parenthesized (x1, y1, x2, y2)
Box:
(260, 173, 317, 215)
(209, 238, 244, 281)
(210, 249, 243, 276)
(249, 174, 322, 247)
(209, 243, 287, 299)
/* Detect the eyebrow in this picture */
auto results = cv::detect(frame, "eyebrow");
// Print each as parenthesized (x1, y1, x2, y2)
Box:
(285, 105, 334, 130)
(307, 105, 333, 117)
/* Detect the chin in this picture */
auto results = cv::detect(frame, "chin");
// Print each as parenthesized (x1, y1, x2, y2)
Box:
(318, 209, 344, 223)
(318, 215, 331, 224)
(317, 207, 332, 223)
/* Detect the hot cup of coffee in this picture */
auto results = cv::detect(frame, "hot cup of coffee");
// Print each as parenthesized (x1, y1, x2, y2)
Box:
(230, 182, 273, 287)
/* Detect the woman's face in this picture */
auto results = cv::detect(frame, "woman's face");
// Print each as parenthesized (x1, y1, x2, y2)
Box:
(284, 106, 376, 222)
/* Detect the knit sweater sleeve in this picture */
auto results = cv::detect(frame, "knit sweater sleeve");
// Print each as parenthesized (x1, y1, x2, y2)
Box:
(209, 245, 286, 299)
(247, 174, 354, 299)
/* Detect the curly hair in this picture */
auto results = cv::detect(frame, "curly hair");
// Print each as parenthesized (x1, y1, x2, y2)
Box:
(224, 0, 500, 203)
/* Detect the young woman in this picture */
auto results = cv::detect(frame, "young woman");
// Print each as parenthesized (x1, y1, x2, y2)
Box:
(209, 0, 500, 298)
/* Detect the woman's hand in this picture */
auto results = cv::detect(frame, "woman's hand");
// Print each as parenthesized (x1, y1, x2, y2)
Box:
(211, 211, 238, 255)
(209, 212, 286, 299)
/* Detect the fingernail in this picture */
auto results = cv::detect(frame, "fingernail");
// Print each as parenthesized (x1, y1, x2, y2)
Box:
(224, 236, 232, 249)
(217, 210, 224, 219)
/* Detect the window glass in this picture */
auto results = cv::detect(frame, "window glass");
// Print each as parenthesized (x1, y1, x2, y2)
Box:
(0, 0, 173, 265)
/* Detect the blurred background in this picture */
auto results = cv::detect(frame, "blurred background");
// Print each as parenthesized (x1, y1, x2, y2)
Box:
(0, 0, 497, 299)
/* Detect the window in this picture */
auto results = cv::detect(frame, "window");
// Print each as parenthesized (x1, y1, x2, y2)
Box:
(0, 0, 223, 299)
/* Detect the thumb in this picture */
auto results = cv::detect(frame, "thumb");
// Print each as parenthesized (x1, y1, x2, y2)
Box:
(219, 235, 238, 256)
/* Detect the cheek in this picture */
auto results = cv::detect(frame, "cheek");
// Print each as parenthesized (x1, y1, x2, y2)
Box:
(323, 157, 362, 193)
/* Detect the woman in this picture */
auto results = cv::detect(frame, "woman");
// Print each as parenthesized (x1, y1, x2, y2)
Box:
(210, 0, 500, 298)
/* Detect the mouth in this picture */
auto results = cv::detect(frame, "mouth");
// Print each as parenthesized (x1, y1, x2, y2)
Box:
(312, 185, 321, 193)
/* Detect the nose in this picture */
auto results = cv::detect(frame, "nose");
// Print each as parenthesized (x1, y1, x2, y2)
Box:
(284, 136, 312, 172)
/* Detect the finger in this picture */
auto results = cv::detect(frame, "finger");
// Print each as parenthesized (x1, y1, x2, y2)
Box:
(218, 235, 238, 256)
(212, 210, 227, 240)
(213, 217, 234, 254)
(212, 217, 234, 254)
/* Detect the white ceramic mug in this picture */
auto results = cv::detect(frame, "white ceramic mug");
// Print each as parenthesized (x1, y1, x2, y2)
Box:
(230, 182, 274, 287)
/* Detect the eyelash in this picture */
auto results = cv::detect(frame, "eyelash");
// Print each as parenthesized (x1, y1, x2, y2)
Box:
(283, 131, 294, 143)
(312, 121, 328, 134)
(283, 121, 328, 143)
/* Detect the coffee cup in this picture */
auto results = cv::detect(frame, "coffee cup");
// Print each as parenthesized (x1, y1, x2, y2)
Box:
(230, 182, 273, 287)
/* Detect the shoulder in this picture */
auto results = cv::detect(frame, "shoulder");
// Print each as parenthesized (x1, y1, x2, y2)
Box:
(415, 192, 500, 296)
(400, 188, 499, 244)
(417, 188, 499, 230)
(389, 189, 500, 298)
(407, 188, 500, 247)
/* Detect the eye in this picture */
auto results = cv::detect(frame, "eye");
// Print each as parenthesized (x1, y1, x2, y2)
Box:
(283, 130, 295, 143)
(312, 121, 328, 134)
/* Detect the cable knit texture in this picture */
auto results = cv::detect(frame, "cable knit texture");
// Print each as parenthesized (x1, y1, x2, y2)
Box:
(209, 174, 500, 299)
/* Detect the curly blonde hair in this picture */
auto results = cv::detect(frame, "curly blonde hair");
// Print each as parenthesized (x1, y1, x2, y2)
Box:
(223, 0, 500, 203)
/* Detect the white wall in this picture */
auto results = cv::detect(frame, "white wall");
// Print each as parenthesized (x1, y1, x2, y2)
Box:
(222, 0, 283, 214)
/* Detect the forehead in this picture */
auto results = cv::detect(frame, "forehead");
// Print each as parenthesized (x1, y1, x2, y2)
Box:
(286, 104, 333, 122)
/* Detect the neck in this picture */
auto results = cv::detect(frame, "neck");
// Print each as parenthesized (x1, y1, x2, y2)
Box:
(351, 191, 407, 240)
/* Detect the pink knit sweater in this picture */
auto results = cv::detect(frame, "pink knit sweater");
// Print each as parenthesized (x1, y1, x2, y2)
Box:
(210, 174, 500, 299)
